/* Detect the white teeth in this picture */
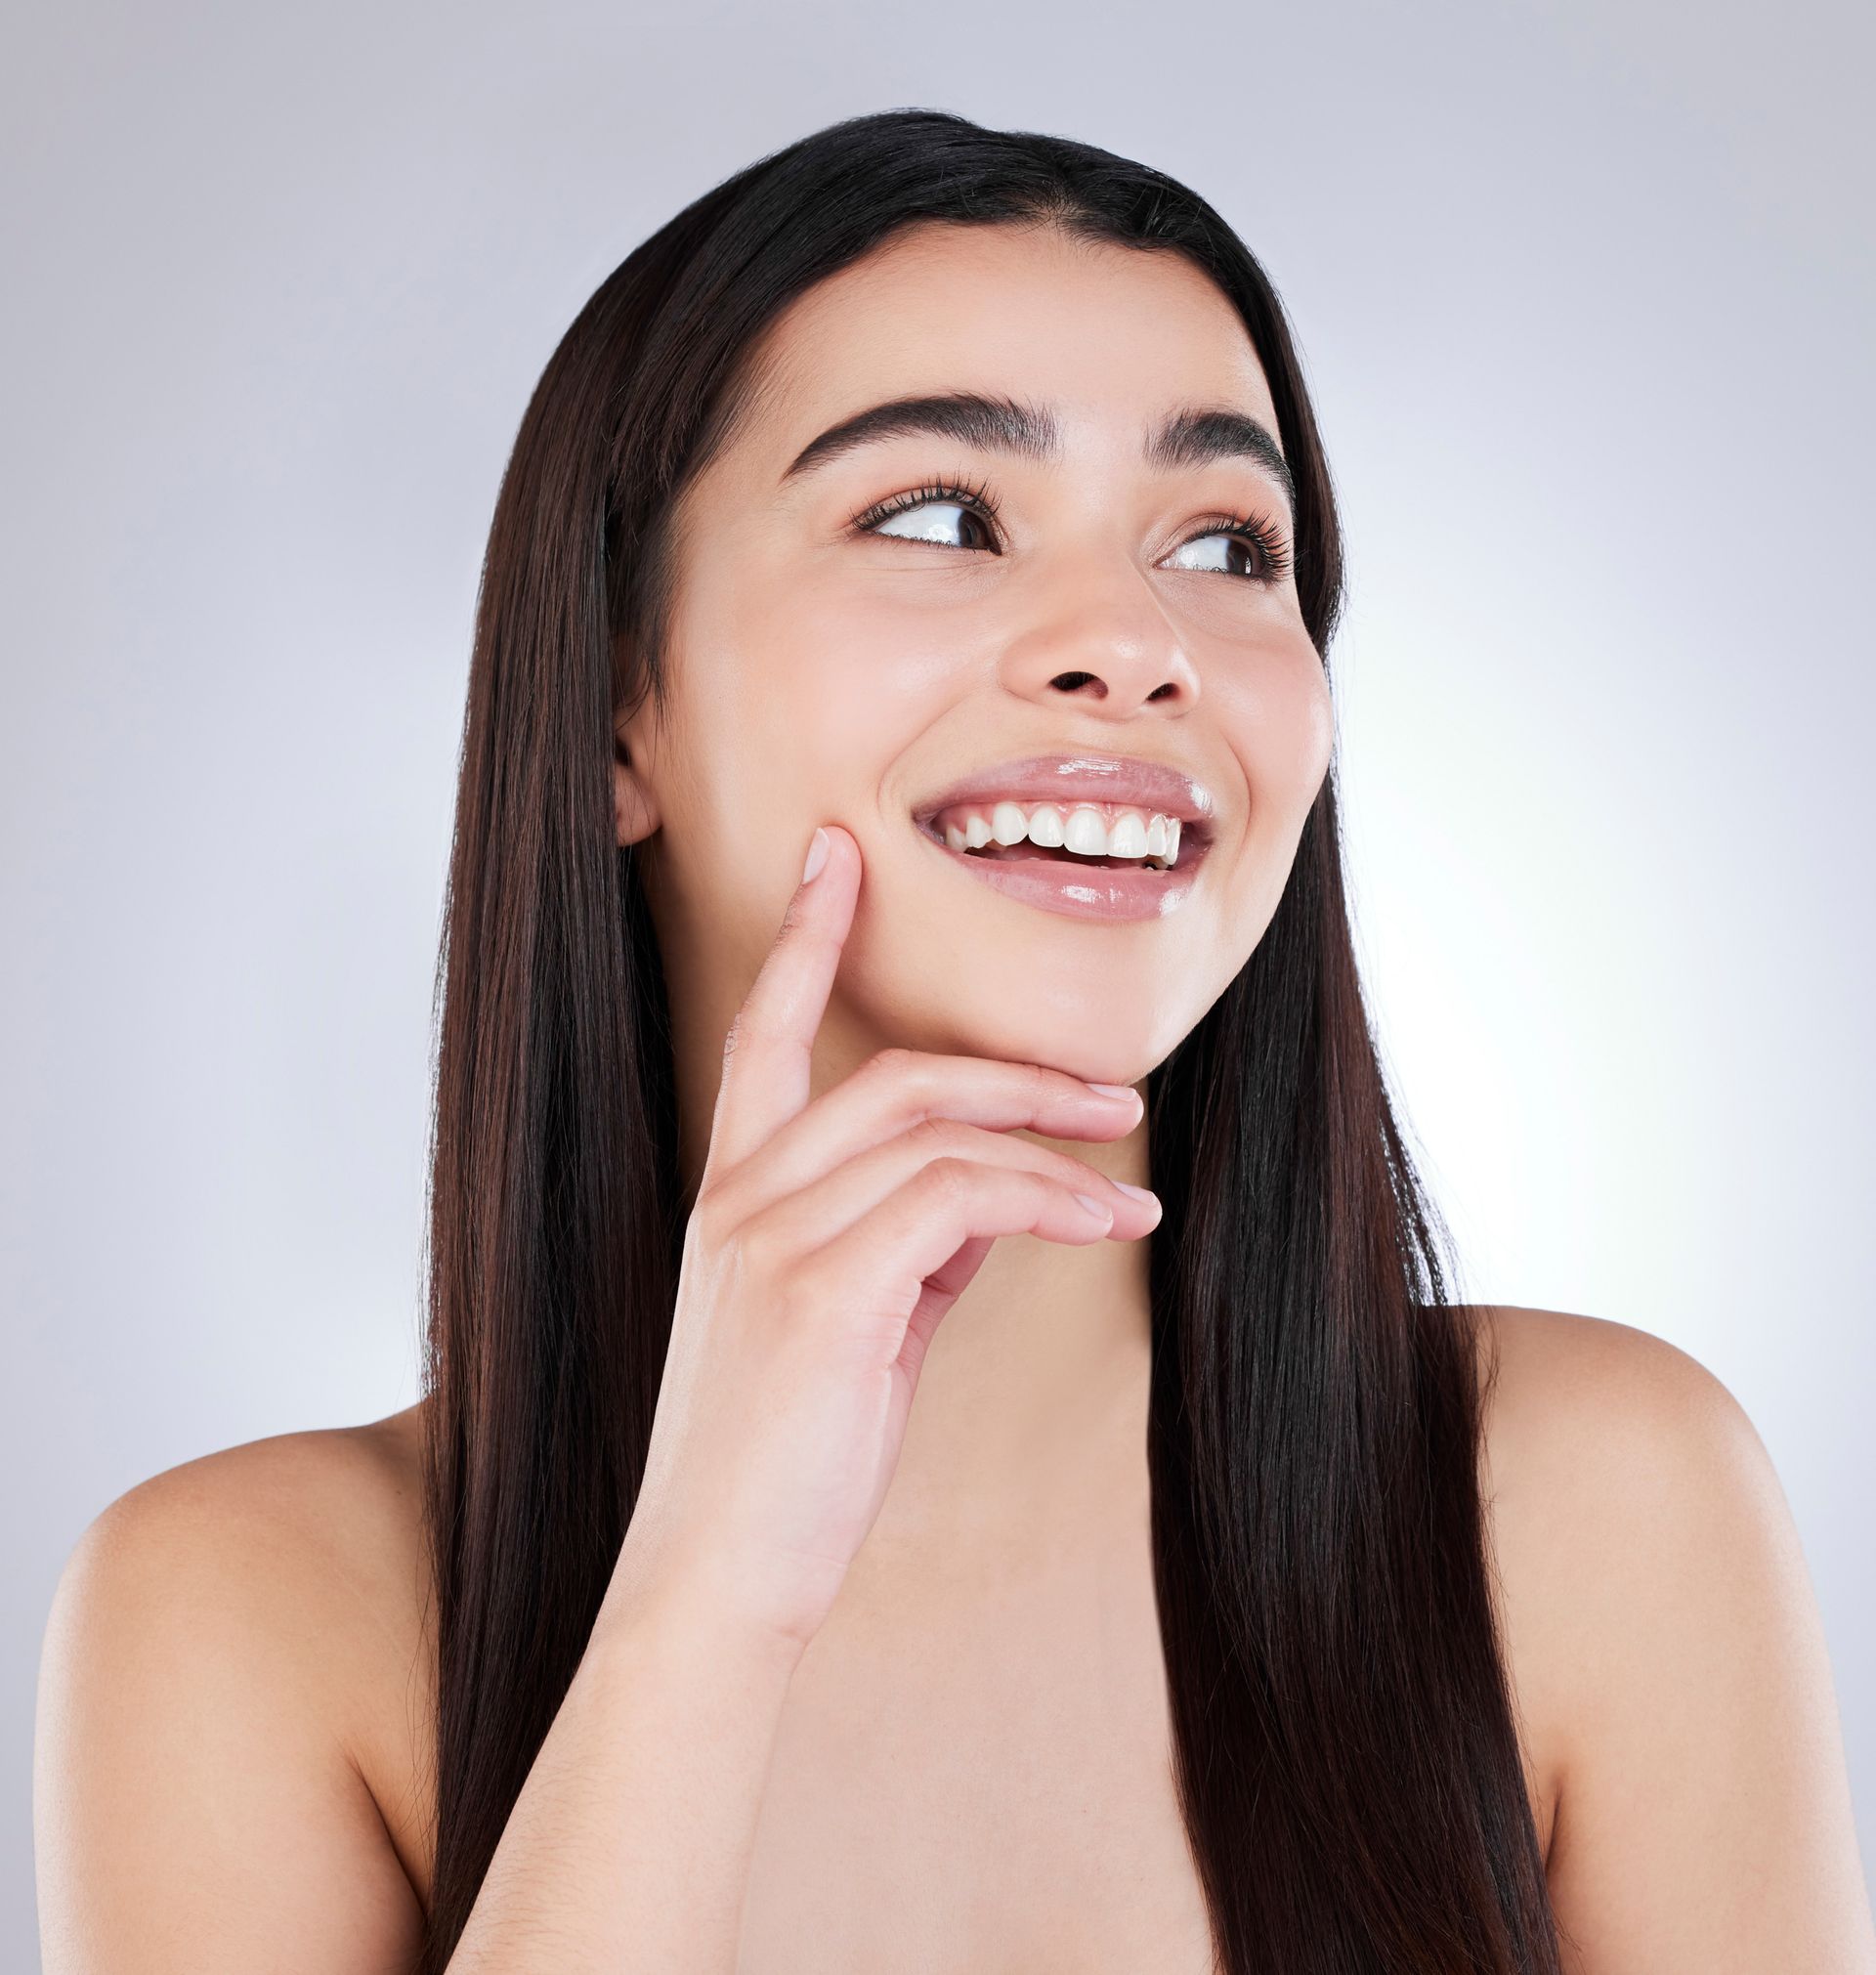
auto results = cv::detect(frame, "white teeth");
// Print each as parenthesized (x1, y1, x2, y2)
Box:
(1106, 811, 1150, 859)
(990, 800, 1030, 846)
(930, 797, 1186, 868)
(1025, 803, 1066, 848)
(1064, 805, 1110, 856)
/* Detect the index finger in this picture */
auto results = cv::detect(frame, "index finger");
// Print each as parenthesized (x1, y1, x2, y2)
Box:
(704, 823, 860, 1178)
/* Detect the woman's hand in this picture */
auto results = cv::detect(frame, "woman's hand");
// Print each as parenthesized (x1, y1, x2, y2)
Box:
(603, 823, 1160, 1655)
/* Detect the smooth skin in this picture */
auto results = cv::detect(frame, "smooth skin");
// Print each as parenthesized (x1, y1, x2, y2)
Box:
(34, 222, 1876, 1972)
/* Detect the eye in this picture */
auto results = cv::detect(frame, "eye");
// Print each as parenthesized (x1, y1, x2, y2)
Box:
(848, 480, 1294, 587)
(851, 478, 1001, 552)
(1165, 508, 1294, 586)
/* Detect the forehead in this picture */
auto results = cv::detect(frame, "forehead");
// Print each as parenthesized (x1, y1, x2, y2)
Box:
(734, 222, 1279, 474)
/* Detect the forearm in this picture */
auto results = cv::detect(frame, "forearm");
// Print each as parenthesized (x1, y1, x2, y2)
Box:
(445, 1577, 803, 1973)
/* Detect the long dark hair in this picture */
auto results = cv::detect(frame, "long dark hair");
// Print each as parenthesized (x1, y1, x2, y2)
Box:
(416, 107, 1564, 1973)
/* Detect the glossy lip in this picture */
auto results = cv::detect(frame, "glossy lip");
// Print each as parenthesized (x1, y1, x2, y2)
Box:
(913, 821, 1212, 922)
(910, 751, 1218, 838)
(909, 751, 1217, 922)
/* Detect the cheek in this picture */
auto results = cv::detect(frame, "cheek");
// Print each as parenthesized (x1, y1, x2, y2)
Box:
(1200, 641, 1333, 957)
(1298, 661, 1337, 797)
(1237, 643, 1335, 825)
(737, 580, 963, 809)
(743, 566, 932, 704)
(651, 591, 956, 1006)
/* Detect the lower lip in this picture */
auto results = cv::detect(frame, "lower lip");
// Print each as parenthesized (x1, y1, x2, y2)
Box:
(913, 823, 1210, 922)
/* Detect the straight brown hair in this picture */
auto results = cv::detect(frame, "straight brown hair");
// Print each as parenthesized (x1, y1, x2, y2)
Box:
(415, 107, 1564, 1973)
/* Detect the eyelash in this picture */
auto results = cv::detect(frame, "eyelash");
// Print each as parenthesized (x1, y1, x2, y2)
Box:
(847, 475, 1295, 586)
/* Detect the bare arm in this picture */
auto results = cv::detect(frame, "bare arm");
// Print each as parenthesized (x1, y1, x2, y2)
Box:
(444, 1568, 805, 1971)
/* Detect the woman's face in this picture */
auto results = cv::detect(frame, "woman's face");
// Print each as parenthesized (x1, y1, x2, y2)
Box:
(617, 221, 1334, 1090)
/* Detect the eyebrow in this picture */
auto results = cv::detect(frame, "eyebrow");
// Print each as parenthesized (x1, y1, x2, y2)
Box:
(778, 390, 1296, 516)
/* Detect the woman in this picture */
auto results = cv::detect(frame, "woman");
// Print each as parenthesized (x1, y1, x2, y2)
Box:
(35, 108, 1876, 1973)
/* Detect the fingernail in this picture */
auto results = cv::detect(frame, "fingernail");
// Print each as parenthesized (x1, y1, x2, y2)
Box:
(801, 827, 829, 884)
(1114, 1181, 1158, 1205)
(1087, 1081, 1137, 1104)
(1072, 1192, 1113, 1221)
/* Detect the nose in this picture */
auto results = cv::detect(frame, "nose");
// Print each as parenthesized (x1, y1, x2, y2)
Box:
(996, 561, 1201, 715)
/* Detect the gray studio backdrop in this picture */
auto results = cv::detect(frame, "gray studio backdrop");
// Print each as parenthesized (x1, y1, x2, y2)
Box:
(5, 0, 1871, 1961)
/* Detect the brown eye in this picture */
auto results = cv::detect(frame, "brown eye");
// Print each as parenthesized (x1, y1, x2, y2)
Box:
(1164, 511, 1294, 585)
(850, 476, 1002, 552)
(868, 496, 997, 550)
(1166, 530, 1267, 580)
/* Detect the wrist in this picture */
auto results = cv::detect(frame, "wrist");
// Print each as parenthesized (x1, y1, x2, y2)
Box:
(595, 1539, 813, 1681)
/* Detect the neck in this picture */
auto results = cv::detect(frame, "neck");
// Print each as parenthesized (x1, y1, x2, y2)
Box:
(879, 1207, 1155, 1546)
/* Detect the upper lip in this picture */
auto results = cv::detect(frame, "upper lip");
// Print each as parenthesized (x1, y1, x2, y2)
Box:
(911, 751, 1218, 839)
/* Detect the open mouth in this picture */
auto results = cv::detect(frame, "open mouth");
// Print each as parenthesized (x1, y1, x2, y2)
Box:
(911, 808, 1214, 872)
(907, 803, 1214, 923)
(902, 757, 1218, 921)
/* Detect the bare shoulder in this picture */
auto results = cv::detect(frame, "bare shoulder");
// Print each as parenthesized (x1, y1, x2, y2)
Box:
(1462, 1304, 1876, 1970)
(1468, 1300, 1764, 1560)
(46, 1401, 433, 1742)
(35, 1403, 436, 1973)
(64, 1400, 427, 1585)
(1469, 1300, 1735, 1452)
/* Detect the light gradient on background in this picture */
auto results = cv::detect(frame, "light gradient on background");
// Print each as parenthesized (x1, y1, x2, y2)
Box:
(4, 1, 1870, 1958)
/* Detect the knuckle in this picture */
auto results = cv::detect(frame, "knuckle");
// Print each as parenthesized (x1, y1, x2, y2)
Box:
(685, 1181, 737, 1254)
(904, 1113, 963, 1156)
(1035, 1149, 1084, 1192)
(920, 1154, 974, 1204)
(774, 1255, 825, 1322)
(1026, 1058, 1068, 1103)
(721, 1210, 785, 1285)
(877, 1046, 950, 1117)
(1015, 1162, 1053, 1205)
(866, 1044, 921, 1086)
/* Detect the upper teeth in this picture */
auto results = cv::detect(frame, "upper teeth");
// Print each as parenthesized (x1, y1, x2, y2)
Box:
(934, 799, 1185, 867)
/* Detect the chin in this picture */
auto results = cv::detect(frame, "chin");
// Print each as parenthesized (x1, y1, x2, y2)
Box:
(845, 942, 1191, 1090)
